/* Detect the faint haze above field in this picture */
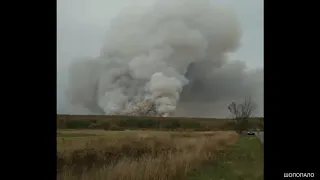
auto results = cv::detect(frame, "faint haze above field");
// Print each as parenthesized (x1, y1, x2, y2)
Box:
(57, 0, 264, 117)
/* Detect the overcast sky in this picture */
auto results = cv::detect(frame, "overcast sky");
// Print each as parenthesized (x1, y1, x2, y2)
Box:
(57, 0, 263, 112)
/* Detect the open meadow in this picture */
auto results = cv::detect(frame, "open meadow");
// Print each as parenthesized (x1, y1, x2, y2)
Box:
(57, 129, 238, 180)
(57, 115, 264, 180)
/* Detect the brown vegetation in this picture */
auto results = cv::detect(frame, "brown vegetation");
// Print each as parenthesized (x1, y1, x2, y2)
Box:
(57, 131, 238, 180)
(57, 114, 264, 131)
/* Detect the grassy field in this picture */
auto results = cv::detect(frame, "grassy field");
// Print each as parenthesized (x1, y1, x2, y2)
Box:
(57, 113, 264, 180)
(187, 135, 264, 180)
(57, 129, 239, 180)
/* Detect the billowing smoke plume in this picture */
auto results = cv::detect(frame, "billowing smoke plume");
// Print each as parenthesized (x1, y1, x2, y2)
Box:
(65, 0, 263, 117)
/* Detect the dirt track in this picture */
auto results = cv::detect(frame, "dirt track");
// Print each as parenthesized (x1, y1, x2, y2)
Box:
(255, 132, 264, 143)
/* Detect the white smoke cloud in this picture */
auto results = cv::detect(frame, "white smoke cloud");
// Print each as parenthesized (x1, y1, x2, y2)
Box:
(64, 0, 263, 117)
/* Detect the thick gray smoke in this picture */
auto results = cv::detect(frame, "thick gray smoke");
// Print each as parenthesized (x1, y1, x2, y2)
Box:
(65, 0, 264, 117)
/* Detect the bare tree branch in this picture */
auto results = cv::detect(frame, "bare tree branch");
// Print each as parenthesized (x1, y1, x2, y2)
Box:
(228, 98, 256, 120)
(227, 97, 256, 133)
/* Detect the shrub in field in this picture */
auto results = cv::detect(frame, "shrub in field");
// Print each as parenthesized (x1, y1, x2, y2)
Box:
(136, 119, 160, 129)
(64, 120, 92, 129)
(179, 121, 202, 130)
(101, 122, 111, 130)
(108, 125, 125, 131)
(88, 123, 102, 129)
(160, 120, 181, 130)
(116, 119, 161, 129)
(117, 119, 139, 128)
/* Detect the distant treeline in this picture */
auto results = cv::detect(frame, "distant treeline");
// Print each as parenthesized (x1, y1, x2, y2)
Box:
(57, 114, 264, 131)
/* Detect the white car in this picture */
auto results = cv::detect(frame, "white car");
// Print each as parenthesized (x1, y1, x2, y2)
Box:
(247, 130, 255, 135)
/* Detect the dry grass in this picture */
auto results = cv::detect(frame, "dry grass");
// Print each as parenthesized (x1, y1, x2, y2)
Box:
(57, 130, 238, 180)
